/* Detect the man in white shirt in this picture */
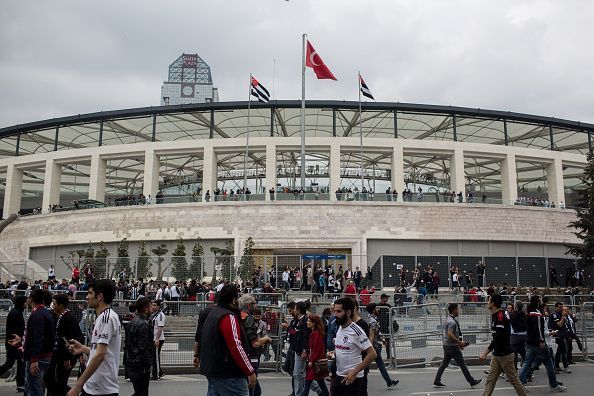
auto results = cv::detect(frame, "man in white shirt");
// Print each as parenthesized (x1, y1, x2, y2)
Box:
(151, 300, 166, 380)
(282, 268, 290, 291)
(330, 297, 376, 395)
(67, 279, 121, 396)
(170, 282, 181, 316)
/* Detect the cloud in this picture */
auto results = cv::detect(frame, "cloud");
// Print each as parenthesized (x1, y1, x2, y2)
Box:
(1, 0, 593, 128)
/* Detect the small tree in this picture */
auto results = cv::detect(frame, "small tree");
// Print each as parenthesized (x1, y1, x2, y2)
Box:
(84, 243, 95, 273)
(171, 237, 188, 281)
(238, 236, 255, 282)
(152, 243, 170, 281)
(116, 238, 132, 279)
(189, 238, 204, 280)
(94, 241, 109, 279)
(136, 241, 152, 279)
(567, 151, 594, 268)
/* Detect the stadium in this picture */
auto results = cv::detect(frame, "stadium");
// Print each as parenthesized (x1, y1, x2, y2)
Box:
(0, 99, 592, 288)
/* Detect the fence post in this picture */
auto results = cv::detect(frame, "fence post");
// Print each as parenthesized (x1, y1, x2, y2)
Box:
(515, 256, 520, 287)
(380, 255, 384, 290)
(389, 306, 397, 368)
(545, 257, 550, 288)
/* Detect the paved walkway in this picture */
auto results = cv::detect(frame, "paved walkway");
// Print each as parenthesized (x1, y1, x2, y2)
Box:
(0, 362, 591, 395)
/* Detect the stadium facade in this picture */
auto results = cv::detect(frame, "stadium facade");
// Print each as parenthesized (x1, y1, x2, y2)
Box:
(0, 100, 591, 285)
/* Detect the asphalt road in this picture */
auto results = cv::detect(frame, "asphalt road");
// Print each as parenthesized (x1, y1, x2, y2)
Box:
(2, 361, 586, 396)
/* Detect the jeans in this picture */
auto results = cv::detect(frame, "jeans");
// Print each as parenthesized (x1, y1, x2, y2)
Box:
(483, 353, 526, 396)
(519, 344, 560, 388)
(248, 361, 261, 396)
(373, 344, 394, 385)
(45, 357, 75, 396)
(293, 353, 320, 396)
(434, 345, 476, 384)
(301, 380, 328, 396)
(128, 367, 150, 396)
(0, 345, 24, 387)
(510, 334, 527, 370)
(24, 359, 50, 396)
(206, 376, 249, 396)
(554, 337, 569, 369)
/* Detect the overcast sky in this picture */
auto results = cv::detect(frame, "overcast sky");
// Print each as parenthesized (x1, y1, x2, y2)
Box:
(1, 0, 593, 128)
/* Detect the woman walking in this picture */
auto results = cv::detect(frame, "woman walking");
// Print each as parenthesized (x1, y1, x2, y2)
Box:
(301, 314, 329, 396)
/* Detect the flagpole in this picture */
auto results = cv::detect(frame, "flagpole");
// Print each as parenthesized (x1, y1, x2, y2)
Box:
(243, 73, 252, 196)
(300, 34, 307, 190)
(358, 72, 364, 194)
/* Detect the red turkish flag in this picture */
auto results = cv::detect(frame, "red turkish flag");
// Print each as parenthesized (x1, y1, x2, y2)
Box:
(305, 40, 337, 80)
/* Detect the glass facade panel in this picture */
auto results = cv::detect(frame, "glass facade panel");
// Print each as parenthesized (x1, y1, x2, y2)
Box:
(552, 127, 589, 154)
(0, 135, 18, 158)
(101, 116, 153, 146)
(397, 112, 454, 141)
(456, 117, 505, 145)
(507, 121, 551, 149)
(18, 127, 56, 154)
(156, 112, 210, 141)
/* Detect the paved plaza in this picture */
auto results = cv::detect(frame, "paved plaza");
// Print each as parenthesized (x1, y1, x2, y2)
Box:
(1, 362, 590, 396)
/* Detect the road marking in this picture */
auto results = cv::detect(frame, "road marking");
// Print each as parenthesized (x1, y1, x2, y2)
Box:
(410, 385, 548, 395)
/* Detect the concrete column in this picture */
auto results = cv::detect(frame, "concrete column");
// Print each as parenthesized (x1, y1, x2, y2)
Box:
(42, 159, 62, 213)
(3, 164, 23, 216)
(391, 145, 404, 200)
(202, 146, 217, 201)
(500, 153, 517, 204)
(143, 149, 160, 202)
(329, 143, 341, 201)
(450, 149, 465, 201)
(265, 144, 276, 201)
(547, 157, 565, 207)
(88, 154, 106, 202)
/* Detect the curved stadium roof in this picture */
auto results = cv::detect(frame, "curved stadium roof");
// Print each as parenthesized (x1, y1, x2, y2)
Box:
(0, 101, 590, 200)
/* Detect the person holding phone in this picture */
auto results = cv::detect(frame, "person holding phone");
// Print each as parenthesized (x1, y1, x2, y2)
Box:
(434, 303, 482, 388)
(0, 296, 27, 392)
(46, 293, 84, 396)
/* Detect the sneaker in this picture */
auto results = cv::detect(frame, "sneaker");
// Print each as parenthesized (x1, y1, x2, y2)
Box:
(551, 384, 567, 392)
(433, 381, 446, 387)
(470, 378, 483, 387)
(562, 367, 571, 373)
(387, 380, 399, 388)
(16, 387, 24, 393)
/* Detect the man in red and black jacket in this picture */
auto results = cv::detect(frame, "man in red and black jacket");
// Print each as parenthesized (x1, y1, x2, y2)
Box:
(199, 285, 256, 395)
(480, 294, 527, 396)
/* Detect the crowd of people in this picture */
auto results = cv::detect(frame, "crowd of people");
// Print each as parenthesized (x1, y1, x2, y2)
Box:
(0, 261, 592, 395)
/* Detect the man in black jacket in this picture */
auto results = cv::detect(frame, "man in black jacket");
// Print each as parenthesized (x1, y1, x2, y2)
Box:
(46, 292, 84, 396)
(549, 302, 571, 373)
(8, 289, 55, 396)
(126, 297, 153, 396)
(0, 296, 27, 392)
(480, 294, 527, 396)
(199, 285, 256, 395)
(518, 295, 566, 392)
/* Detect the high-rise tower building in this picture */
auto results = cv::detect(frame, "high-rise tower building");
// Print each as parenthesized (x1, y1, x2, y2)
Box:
(160, 53, 219, 105)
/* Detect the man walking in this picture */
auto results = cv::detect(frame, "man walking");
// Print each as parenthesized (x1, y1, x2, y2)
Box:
(199, 285, 256, 395)
(330, 297, 376, 395)
(518, 295, 566, 392)
(433, 303, 482, 388)
(126, 297, 153, 396)
(549, 302, 570, 373)
(47, 293, 84, 396)
(151, 300, 166, 380)
(66, 279, 121, 396)
(366, 303, 399, 388)
(8, 289, 54, 396)
(479, 294, 527, 396)
(293, 301, 322, 396)
(0, 296, 26, 392)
